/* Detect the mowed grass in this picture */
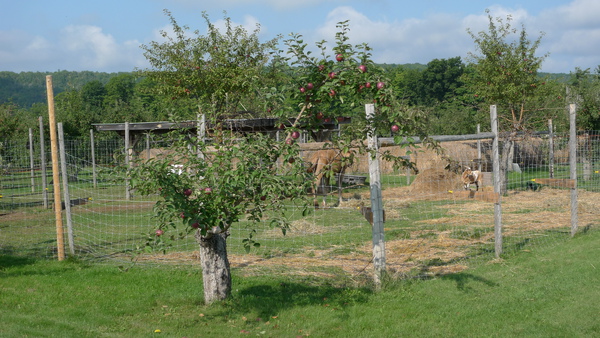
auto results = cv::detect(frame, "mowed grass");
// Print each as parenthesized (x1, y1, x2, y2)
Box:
(1, 229, 598, 337)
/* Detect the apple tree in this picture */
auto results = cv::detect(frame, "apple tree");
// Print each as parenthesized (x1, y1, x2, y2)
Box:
(134, 11, 313, 304)
(271, 20, 430, 170)
(132, 13, 429, 304)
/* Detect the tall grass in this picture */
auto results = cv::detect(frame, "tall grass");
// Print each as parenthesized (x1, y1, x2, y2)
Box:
(1, 228, 598, 337)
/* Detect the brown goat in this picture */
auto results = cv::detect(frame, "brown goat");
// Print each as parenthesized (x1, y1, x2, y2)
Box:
(462, 166, 483, 191)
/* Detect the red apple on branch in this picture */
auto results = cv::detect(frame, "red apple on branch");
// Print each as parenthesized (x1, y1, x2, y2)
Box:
(358, 65, 367, 73)
(306, 83, 314, 90)
(183, 188, 192, 196)
(391, 125, 400, 133)
(291, 131, 300, 139)
(155, 229, 164, 236)
(377, 82, 385, 90)
(336, 53, 344, 62)
(204, 187, 213, 194)
(328, 72, 336, 79)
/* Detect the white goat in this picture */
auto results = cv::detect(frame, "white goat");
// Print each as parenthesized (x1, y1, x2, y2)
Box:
(462, 167, 483, 191)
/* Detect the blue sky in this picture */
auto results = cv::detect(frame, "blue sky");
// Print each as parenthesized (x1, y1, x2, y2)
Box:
(1, 0, 598, 73)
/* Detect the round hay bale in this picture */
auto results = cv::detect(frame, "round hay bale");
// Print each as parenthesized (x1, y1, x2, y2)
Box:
(409, 168, 463, 194)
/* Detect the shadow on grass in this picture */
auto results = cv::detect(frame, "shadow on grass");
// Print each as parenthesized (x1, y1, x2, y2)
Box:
(440, 272, 499, 291)
(225, 279, 372, 319)
(0, 254, 36, 271)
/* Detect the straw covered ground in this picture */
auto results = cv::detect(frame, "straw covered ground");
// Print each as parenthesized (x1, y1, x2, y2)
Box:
(133, 168, 599, 282)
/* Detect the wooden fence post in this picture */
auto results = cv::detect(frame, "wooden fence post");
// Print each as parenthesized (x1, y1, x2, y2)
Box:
(490, 105, 503, 258)
(29, 128, 35, 193)
(125, 122, 131, 200)
(548, 119, 554, 179)
(366, 103, 386, 287)
(58, 123, 75, 255)
(40, 117, 48, 208)
(90, 129, 97, 188)
(477, 124, 482, 171)
(569, 104, 578, 236)
(46, 75, 65, 261)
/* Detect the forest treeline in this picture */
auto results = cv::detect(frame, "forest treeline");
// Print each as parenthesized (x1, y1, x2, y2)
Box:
(0, 60, 596, 143)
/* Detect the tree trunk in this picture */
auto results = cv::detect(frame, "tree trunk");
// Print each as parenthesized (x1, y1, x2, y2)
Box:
(582, 133, 591, 181)
(195, 229, 232, 304)
(499, 137, 515, 195)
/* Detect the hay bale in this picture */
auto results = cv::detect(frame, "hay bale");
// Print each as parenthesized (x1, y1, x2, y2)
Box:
(409, 168, 463, 194)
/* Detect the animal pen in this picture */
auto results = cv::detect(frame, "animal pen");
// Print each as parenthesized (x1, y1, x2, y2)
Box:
(1, 104, 599, 283)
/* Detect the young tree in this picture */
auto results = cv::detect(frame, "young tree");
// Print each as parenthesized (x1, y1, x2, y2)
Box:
(133, 13, 429, 304)
(134, 11, 313, 304)
(465, 10, 557, 192)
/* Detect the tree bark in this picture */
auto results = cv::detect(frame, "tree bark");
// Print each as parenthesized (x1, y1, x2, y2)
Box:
(195, 229, 232, 304)
(499, 137, 515, 195)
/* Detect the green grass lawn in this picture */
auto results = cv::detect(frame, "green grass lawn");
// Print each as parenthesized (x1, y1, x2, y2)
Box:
(1, 228, 598, 337)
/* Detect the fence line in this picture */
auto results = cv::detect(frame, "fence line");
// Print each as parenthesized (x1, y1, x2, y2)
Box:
(2, 105, 599, 282)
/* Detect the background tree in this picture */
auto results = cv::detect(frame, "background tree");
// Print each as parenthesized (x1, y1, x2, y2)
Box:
(568, 66, 600, 130)
(465, 10, 557, 192)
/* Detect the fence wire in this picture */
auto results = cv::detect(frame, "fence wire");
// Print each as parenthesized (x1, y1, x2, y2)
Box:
(1, 131, 599, 281)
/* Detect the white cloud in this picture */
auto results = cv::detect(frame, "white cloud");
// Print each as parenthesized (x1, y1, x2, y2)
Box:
(0, 25, 147, 72)
(311, 3, 600, 73)
(60, 25, 146, 70)
(313, 6, 475, 65)
(168, 0, 339, 11)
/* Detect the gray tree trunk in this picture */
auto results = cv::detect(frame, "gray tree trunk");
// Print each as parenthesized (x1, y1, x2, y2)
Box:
(195, 230, 232, 304)
(499, 135, 515, 195)
(582, 133, 591, 181)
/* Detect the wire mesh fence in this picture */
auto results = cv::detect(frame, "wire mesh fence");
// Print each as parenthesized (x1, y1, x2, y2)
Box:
(1, 125, 599, 281)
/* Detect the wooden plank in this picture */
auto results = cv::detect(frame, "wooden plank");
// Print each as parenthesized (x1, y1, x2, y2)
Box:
(533, 178, 576, 189)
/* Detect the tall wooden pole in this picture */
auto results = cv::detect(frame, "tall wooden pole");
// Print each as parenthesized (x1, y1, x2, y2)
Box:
(569, 104, 578, 236)
(548, 119, 555, 179)
(366, 103, 386, 287)
(46, 75, 65, 260)
(29, 128, 35, 192)
(490, 105, 503, 258)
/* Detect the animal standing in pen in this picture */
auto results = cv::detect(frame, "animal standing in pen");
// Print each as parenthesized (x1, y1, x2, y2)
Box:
(306, 149, 350, 208)
(462, 166, 483, 191)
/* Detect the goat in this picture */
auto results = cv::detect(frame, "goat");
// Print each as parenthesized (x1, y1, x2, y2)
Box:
(462, 167, 483, 191)
(306, 149, 350, 208)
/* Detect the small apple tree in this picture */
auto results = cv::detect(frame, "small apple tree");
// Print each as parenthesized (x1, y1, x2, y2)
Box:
(133, 13, 429, 304)
(134, 11, 312, 304)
